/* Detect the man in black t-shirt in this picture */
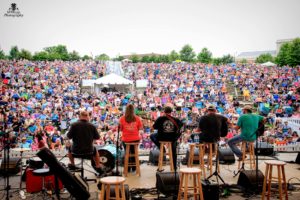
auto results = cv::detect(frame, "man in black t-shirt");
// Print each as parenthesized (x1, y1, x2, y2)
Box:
(67, 111, 101, 169)
(150, 106, 183, 171)
(195, 105, 229, 143)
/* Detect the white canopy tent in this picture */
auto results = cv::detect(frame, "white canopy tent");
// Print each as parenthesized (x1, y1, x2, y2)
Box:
(261, 61, 276, 67)
(94, 73, 133, 94)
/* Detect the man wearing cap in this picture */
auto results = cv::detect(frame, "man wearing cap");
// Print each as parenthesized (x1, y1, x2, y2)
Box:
(150, 106, 183, 171)
(67, 111, 102, 170)
(195, 105, 229, 143)
(228, 105, 264, 160)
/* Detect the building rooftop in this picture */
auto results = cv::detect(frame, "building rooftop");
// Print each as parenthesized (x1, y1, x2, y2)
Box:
(237, 50, 276, 58)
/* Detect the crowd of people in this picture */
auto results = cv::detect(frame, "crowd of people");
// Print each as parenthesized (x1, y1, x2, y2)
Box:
(0, 60, 299, 153)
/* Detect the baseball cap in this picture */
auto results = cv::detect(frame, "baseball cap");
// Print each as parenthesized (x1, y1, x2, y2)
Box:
(243, 105, 252, 111)
(207, 105, 216, 111)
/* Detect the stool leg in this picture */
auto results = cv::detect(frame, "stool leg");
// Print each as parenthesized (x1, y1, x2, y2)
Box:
(106, 184, 110, 200)
(184, 174, 188, 200)
(262, 164, 269, 200)
(199, 145, 206, 178)
(238, 142, 245, 169)
(124, 145, 130, 176)
(193, 174, 197, 200)
(177, 173, 184, 200)
(209, 144, 213, 175)
(159, 144, 164, 171)
(197, 173, 204, 200)
(115, 184, 120, 200)
(121, 183, 126, 200)
(134, 145, 141, 176)
(188, 145, 195, 167)
(267, 166, 273, 200)
(281, 166, 288, 200)
(278, 165, 283, 200)
(168, 143, 174, 172)
(101, 184, 105, 200)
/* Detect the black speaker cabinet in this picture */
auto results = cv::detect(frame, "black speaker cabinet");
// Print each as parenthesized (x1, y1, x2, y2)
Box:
(218, 148, 235, 164)
(182, 148, 200, 165)
(156, 172, 179, 196)
(296, 152, 300, 164)
(0, 157, 21, 175)
(202, 180, 219, 200)
(104, 184, 130, 200)
(149, 149, 166, 165)
(237, 170, 264, 192)
(255, 142, 274, 156)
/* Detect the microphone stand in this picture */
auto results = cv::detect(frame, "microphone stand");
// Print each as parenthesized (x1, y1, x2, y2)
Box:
(114, 124, 121, 176)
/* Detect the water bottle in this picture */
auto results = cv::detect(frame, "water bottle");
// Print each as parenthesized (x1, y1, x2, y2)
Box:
(194, 134, 199, 143)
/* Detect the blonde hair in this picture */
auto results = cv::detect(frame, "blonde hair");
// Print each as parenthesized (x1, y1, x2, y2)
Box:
(124, 104, 136, 123)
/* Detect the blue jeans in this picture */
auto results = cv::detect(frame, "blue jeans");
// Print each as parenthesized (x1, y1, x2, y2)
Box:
(227, 135, 244, 158)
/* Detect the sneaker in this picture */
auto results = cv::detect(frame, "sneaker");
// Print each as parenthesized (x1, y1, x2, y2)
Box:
(156, 168, 165, 172)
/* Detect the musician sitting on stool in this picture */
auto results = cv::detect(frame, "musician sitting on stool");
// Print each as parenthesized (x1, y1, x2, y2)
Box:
(193, 105, 230, 144)
(67, 111, 102, 170)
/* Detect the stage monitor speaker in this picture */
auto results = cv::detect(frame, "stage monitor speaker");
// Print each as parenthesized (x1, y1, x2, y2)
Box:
(156, 172, 179, 196)
(37, 147, 90, 200)
(104, 184, 130, 200)
(182, 148, 200, 165)
(296, 152, 300, 164)
(149, 149, 166, 165)
(237, 170, 264, 192)
(255, 142, 274, 156)
(202, 180, 219, 200)
(0, 157, 21, 175)
(218, 148, 235, 164)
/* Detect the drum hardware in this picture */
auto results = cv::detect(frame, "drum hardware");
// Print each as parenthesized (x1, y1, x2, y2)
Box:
(10, 147, 31, 199)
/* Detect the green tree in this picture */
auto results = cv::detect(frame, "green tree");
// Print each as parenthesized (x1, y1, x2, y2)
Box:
(0, 49, 6, 59)
(82, 55, 92, 60)
(220, 54, 234, 64)
(212, 58, 222, 65)
(44, 45, 69, 60)
(180, 44, 196, 62)
(141, 56, 151, 63)
(240, 58, 248, 64)
(95, 53, 110, 61)
(33, 51, 49, 61)
(19, 49, 32, 60)
(169, 50, 180, 61)
(9, 46, 20, 60)
(197, 47, 212, 63)
(113, 56, 125, 61)
(275, 43, 291, 66)
(255, 53, 274, 63)
(289, 38, 300, 66)
(129, 54, 140, 63)
(68, 50, 81, 61)
(157, 55, 170, 63)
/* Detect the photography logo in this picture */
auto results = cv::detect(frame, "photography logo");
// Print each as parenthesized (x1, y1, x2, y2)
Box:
(4, 3, 23, 17)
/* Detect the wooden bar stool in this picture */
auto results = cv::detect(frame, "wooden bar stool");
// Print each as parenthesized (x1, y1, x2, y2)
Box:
(238, 141, 255, 170)
(203, 143, 219, 176)
(177, 168, 204, 200)
(262, 160, 288, 200)
(188, 143, 206, 178)
(100, 176, 126, 200)
(158, 141, 174, 172)
(123, 142, 140, 176)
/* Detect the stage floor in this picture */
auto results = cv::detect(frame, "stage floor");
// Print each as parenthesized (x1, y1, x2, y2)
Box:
(1, 152, 300, 199)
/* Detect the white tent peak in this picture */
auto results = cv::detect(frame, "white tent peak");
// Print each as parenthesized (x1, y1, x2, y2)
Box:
(95, 73, 133, 85)
(261, 61, 276, 67)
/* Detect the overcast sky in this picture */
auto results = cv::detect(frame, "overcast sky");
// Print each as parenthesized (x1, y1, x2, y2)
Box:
(0, 0, 299, 58)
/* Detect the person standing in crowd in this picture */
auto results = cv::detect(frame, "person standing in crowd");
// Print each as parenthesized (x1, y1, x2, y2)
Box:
(67, 111, 101, 170)
(119, 104, 143, 171)
(194, 105, 230, 143)
(150, 106, 183, 171)
(228, 105, 264, 160)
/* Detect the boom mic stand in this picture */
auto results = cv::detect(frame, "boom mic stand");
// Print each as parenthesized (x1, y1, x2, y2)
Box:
(205, 142, 225, 185)
(2, 133, 12, 200)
